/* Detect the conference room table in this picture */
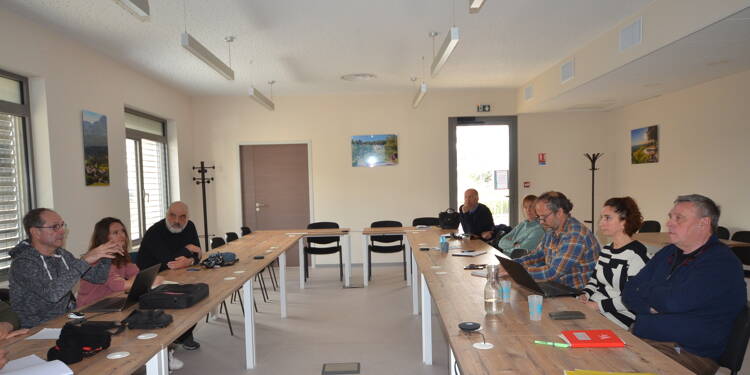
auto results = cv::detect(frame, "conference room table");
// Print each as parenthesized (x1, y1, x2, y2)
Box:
(634, 232, 750, 248)
(1, 229, 301, 374)
(285, 227, 352, 288)
(407, 228, 691, 374)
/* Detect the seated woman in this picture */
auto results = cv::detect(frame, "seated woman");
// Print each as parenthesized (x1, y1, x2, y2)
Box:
(497, 195, 544, 258)
(580, 197, 649, 329)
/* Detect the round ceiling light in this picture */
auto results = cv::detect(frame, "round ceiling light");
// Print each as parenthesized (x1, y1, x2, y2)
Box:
(341, 73, 377, 81)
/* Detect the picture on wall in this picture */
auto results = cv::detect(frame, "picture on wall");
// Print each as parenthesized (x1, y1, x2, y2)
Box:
(631, 125, 659, 164)
(351, 134, 398, 167)
(82, 110, 110, 186)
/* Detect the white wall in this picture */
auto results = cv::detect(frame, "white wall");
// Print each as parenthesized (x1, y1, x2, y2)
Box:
(0, 8, 195, 254)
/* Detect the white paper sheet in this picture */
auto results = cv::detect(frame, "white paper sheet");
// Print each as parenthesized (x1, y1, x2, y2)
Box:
(24, 328, 61, 340)
(0, 355, 72, 375)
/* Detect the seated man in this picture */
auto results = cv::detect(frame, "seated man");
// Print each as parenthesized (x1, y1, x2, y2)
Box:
(137, 201, 202, 350)
(9, 208, 123, 328)
(513, 191, 600, 289)
(497, 194, 544, 258)
(623, 195, 745, 375)
(459, 188, 494, 241)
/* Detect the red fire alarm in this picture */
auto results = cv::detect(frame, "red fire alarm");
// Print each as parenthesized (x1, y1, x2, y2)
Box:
(523, 181, 531, 188)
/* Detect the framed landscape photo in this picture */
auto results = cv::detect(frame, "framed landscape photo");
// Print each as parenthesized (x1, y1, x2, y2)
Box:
(351, 134, 398, 167)
(82, 110, 110, 185)
(631, 125, 658, 164)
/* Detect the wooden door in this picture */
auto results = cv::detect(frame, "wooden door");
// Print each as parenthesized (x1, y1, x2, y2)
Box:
(240, 144, 310, 266)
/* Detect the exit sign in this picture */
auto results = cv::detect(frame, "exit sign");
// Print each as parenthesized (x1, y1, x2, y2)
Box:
(476, 104, 491, 112)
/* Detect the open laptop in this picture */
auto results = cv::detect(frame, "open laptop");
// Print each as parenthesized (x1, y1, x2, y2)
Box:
(496, 255, 581, 298)
(81, 263, 160, 313)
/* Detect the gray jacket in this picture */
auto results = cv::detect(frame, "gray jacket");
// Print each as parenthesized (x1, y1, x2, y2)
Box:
(8, 240, 110, 328)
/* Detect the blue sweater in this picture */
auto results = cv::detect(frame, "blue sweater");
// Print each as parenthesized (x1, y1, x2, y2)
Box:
(622, 235, 746, 360)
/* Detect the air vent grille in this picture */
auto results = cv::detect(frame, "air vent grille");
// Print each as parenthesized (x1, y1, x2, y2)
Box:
(560, 59, 575, 83)
(620, 17, 643, 51)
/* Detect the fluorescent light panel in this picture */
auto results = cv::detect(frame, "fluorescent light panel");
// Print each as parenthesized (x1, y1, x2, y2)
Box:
(412, 82, 427, 108)
(469, 0, 485, 13)
(181, 32, 235, 80)
(431, 27, 460, 77)
(114, 0, 150, 19)
(249, 87, 275, 111)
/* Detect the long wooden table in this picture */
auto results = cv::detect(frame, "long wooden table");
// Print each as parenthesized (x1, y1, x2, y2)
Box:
(1, 230, 301, 374)
(634, 232, 750, 248)
(408, 228, 691, 374)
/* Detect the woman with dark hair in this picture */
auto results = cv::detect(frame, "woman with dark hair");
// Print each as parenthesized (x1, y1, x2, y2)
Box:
(580, 197, 650, 329)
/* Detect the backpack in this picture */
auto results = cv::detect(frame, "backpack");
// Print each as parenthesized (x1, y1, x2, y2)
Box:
(438, 208, 460, 229)
(47, 320, 124, 364)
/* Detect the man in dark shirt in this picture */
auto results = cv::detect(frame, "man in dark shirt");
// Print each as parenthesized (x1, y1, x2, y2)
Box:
(137, 201, 202, 351)
(459, 188, 494, 240)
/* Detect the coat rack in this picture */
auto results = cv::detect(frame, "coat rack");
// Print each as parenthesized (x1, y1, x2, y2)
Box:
(584, 153, 603, 232)
(193, 161, 214, 251)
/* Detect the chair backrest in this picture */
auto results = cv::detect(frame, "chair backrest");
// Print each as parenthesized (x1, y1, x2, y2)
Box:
(639, 220, 661, 233)
(129, 251, 139, 265)
(0, 288, 9, 304)
(241, 226, 252, 236)
(412, 217, 440, 226)
(719, 303, 750, 374)
(717, 226, 731, 240)
(371, 220, 403, 244)
(730, 231, 750, 267)
(226, 232, 239, 242)
(732, 231, 750, 243)
(306, 222, 340, 246)
(211, 237, 226, 250)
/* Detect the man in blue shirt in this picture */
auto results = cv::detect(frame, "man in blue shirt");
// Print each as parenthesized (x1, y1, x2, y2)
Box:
(623, 194, 746, 375)
(459, 188, 494, 241)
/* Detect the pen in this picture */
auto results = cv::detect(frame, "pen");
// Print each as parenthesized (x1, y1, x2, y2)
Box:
(533, 340, 570, 348)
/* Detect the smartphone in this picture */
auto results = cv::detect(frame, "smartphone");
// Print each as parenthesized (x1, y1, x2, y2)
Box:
(548, 311, 586, 320)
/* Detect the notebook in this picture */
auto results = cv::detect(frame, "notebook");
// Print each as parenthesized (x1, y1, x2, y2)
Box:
(81, 264, 160, 313)
(560, 329, 625, 348)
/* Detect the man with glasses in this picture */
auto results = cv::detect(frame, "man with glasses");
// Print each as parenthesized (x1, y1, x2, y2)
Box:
(512, 191, 600, 289)
(8, 208, 123, 328)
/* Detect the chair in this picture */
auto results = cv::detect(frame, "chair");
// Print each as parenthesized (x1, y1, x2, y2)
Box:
(717, 226, 731, 240)
(412, 217, 440, 227)
(0, 288, 8, 304)
(210, 237, 226, 251)
(368, 220, 406, 281)
(639, 220, 661, 233)
(731, 231, 750, 278)
(226, 232, 239, 242)
(207, 237, 245, 336)
(718, 303, 750, 375)
(241, 226, 252, 236)
(303, 222, 343, 282)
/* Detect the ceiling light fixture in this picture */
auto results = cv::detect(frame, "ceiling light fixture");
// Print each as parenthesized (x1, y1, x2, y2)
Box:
(469, 0, 485, 13)
(113, 0, 150, 20)
(249, 81, 275, 111)
(431, 26, 460, 77)
(181, 32, 235, 80)
(341, 73, 377, 81)
(412, 81, 428, 108)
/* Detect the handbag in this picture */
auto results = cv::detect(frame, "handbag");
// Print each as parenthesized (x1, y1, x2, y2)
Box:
(138, 283, 209, 309)
(438, 208, 460, 229)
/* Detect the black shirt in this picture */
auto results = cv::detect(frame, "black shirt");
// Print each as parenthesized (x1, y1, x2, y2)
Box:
(458, 203, 495, 237)
(137, 219, 201, 272)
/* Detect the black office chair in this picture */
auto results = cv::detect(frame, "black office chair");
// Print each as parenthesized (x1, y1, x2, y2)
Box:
(368, 220, 406, 281)
(639, 220, 661, 233)
(731, 231, 750, 278)
(211, 237, 226, 251)
(717, 226, 731, 240)
(303, 222, 343, 282)
(241, 226, 252, 236)
(412, 217, 440, 227)
(718, 303, 750, 375)
(226, 232, 239, 242)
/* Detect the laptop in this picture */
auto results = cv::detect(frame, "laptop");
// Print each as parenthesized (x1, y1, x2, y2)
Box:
(81, 264, 160, 313)
(496, 255, 581, 298)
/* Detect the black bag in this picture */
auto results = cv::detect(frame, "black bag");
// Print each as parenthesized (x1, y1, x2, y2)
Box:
(139, 283, 209, 309)
(47, 320, 123, 364)
(201, 252, 238, 268)
(122, 309, 173, 329)
(438, 208, 460, 229)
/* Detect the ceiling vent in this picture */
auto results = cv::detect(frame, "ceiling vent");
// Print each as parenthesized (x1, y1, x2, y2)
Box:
(560, 59, 575, 83)
(524, 85, 534, 101)
(620, 17, 643, 51)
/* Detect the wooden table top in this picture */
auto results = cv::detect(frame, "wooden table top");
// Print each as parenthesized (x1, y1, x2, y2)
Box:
(1, 230, 301, 375)
(408, 228, 690, 374)
(362, 226, 442, 235)
(634, 232, 750, 248)
(281, 228, 351, 236)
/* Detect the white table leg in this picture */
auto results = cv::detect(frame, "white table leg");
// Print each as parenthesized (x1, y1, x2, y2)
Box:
(298, 238, 305, 290)
(243, 279, 256, 369)
(145, 346, 168, 375)
(450, 347, 458, 375)
(421, 274, 432, 365)
(405, 241, 412, 286)
(362, 234, 369, 286)
(280, 252, 287, 318)
(344, 234, 351, 287)
(411, 252, 419, 315)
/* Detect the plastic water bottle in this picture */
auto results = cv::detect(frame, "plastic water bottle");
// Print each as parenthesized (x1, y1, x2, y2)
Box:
(484, 264, 504, 314)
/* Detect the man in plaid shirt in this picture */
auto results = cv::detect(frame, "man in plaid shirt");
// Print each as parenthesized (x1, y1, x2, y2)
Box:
(514, 191, 600, 289)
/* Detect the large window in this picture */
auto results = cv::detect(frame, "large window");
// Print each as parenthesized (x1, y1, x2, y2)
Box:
(125, 110, 168, 244)
(0, 69, 34, 277)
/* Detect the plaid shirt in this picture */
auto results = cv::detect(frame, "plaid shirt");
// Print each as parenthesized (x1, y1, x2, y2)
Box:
(517, 216, 600, 289)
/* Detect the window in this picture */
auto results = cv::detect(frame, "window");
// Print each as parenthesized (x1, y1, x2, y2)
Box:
(0, 69, 34, 277)
(125, 109, 169, 244)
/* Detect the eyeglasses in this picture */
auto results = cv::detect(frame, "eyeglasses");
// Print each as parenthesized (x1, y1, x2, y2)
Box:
(36, 223, 67, 231)
(536, 212, 554, 222)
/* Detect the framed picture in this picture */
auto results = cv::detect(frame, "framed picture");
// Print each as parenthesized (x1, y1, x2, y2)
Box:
(351, 134, 398, 167)
(82, 110, 110, 186)
(631, 125, 658, 164)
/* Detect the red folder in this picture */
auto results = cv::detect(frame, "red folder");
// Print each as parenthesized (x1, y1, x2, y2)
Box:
(560, 329, 625, 348)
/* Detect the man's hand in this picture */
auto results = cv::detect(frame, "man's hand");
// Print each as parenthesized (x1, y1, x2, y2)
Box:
(649, 307, 659, 314)
(0, 322, 28, 341)
(185, 244, 201, 254)
(167, 256, 194, 270)
(481, 231, 493, 240)
(82, 240, 124, 265)
(152, 275, 165, 287)
(0, 349, 7, 369)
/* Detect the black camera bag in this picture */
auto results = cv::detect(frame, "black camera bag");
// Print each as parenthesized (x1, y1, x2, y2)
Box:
(138, 283, 209, 309)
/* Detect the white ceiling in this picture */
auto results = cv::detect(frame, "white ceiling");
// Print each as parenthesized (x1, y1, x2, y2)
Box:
(1, 0, 653, 96)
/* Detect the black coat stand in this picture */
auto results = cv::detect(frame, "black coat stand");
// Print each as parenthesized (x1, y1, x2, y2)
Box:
(584, 153, 603, 232)
(193, 161, 214, 251)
